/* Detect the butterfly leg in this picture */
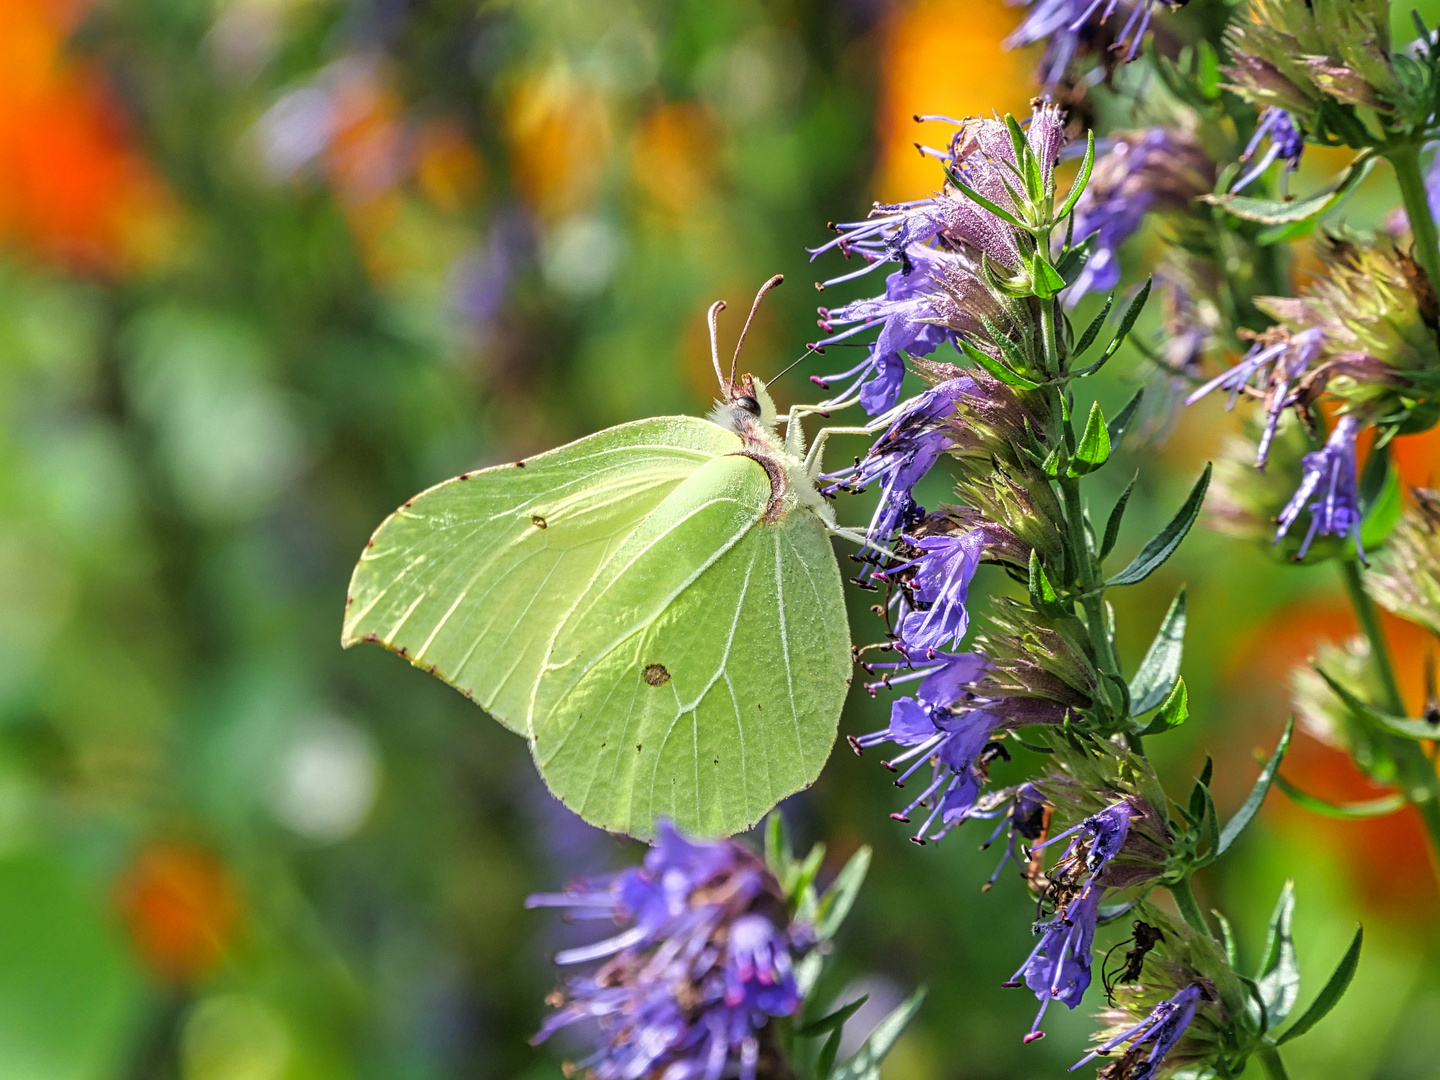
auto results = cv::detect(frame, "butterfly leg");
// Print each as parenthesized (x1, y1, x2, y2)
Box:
(802, 424, 880, 478)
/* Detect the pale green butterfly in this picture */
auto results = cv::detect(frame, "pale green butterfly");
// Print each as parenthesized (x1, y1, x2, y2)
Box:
(342, 277, 864, 839)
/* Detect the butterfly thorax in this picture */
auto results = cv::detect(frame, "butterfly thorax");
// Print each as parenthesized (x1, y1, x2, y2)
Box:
(709, 374, 834, 528)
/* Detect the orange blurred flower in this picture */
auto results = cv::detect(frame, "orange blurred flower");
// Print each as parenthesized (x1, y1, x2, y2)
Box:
(116, 842, 240, 985)
(416, 119, 486, 213)
(630, 102, 720, 222)
(871, 0, 1034, 203)
(0, 0, 175, 274)
(505, 72, 612, 222)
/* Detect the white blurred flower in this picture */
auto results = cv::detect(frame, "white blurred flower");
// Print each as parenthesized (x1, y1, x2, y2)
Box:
(542, 216, 622, 299)
(270, 717, 380, 842)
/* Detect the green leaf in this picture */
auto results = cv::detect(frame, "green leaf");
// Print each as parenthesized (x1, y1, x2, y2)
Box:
(1067, 401, 1111, 476)
(1311, 666, 1440, 740)
(1359, 464, 1402, 551)
(1031, 251, 1067, 299)
(1273, 774, 1405, 819)
(1054, 234, 1096, 288)
(1201, 156, 1375, 224)
(1140, 677, 1188, 736)
(1129, 590, 1186, 715)
(1256, 881, 1300, 1030)
(1072, 292, 1114, 358)
(1028, 549, 1060, 611)
(1106, 388, 1144, 449)
(946, 169, 1027, 229)
(1214, 908, 1239, 968)
(958, 337, 1040, 389)
(764, 812, 790, 880)
(1073, 279, 1151, 377)
(1100, 473, 1138, 561)
(1107, 463, 1211, 587)
(829, 989, 926, 1080)
(1056, 130, 1095, 221)
(978, 315, 1034, 376)
(1277, 927, 1364, 1045)
(1218, 716, 1293, 855)
(798, 995, 869, 1038)
(815, 845, 871, 940)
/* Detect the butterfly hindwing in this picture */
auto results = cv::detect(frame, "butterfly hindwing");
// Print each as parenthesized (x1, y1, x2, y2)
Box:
(342, 417, 741, 733)
(531, 453, 850, 838)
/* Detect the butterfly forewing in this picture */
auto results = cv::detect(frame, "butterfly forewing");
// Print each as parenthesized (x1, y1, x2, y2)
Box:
(342, 417, 740, 733)
(531, 454, 850, 838)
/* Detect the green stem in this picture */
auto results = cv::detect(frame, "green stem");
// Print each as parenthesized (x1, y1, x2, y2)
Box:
(1388, 142, 1440, 291)
(1167, 876, 1213, 940)
(1060, 477, 1120, 681)
(1339, 560, 1440, 871)
(1038, 295, 1060, 379)
(1258, 1045, 1292, 1080)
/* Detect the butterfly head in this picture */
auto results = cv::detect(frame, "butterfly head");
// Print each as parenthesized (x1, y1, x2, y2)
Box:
(707, 277, 783, 440)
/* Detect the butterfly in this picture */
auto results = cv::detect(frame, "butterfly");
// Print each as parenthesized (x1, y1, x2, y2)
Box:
(342, 277, 856, 839)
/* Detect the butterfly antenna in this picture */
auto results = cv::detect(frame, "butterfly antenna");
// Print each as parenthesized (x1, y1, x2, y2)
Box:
(731, 274, 784, 388)
(707, 300, 728, 392)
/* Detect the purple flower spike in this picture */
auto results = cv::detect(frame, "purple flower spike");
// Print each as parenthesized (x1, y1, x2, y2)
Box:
(527, 822, 808, 1080)
(1184, 327, 1326, 468)
(1233, 109, 1305, 196)
(1007, 801, 1134, 1041)
(1071, 983, 1203, 1079)
(889, 529, 995, 653)
(1007, 0, 1173, 88)
(1276, 413, 1366, 561)
(811, 246, 960, 414)
(822, 378, 973, 569)
(848, 651, 1008, 842)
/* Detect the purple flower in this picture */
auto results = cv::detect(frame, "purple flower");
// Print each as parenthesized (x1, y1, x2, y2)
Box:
(1071, 983, 1203, 1079)
(810, 246, 960, 414)
(1276, 413, 1365, 561)
(1005, 800, 1134, 1042)
(847, 652, 1008, 843)
(822, 379, 973, 569)
(527, 823, 807, 1080)
(886, 527, 1006, 653)
(946, 782, 1051, 890)
(1184, 328, 1326, 467)
(808, 103, 1068, 413)
(1233, 109, 1305, 196)
(1068, 128, 1214, 302)
(1007, 0, 1173, 88)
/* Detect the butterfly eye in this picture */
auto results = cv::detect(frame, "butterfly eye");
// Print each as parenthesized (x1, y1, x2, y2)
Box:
(736, 396, 761, 416)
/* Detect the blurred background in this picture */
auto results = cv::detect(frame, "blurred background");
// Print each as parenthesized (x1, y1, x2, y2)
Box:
(4, 1, 1440, 1078)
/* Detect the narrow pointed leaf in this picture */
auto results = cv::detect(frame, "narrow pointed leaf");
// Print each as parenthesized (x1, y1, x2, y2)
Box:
(1312, 666, 1440, 739)
(1100, 473, 1138, 561)
(1102, 277, 1152, 361)
(1214, 909, 1239, 968)
(946, 170, 1027, 229)
(829, 989, 926, 1080)
(1068, 401, 1111, 476)
(1129, 589, 1187, 714)
(1257, 880, 1299, 1029)
(1028, 549, 1059, 610)
(1218, 716, 1293, 855)
(1106, 388, 1145, 449)
(1201, 156, 1374, 224)
(958, 337, 1040, 389)
(1273, 774, 1405, 819)
(1277, 927, 1363, 1045)
(1056, 130, 1096, 220)
(815, 846, 871, 940)
(1140, 678, 1188, 736)
(1108, 463, 1211, 587)
(1072, 291, 1114, 357)
(1055, 232, 1096, 287)
(798, 995, 869, 1038)
(1031, 252, 1067, 299)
